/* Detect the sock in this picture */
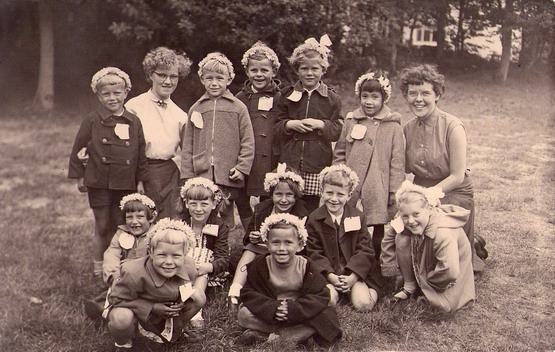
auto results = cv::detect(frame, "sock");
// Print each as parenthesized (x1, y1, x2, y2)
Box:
(394, 281, 417, 300)
(191, 309, 203, 322)
(93, 260, 103, 276)
(228, 283, 242, 298)
(114, 340, 132, 348)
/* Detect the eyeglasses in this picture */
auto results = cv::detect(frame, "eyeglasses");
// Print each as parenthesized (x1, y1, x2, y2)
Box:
(153, 72, 180, 82)
(407, 90, 433, 99)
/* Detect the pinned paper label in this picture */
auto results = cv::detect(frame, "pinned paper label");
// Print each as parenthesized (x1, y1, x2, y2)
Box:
(202, 224, 219, 237)
(258, 96, 274, 111)
(286, 90, 302, 102)
(190, 111, 203, 129)
(179, 282, 195, 302)
(118, 232, 135, 249)
(344, 216, 361, 232)
(350, 124, 367, 140)
(114, 123, 130, 140)
(390, 216, 405, 234)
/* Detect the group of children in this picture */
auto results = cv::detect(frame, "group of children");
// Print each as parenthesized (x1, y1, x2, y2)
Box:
(69, 35, 476, 349)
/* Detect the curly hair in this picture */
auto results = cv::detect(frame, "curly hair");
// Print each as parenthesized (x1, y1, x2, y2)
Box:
(241, 41, 280, 71)
(398, 64, 445, 97)
(197, 52, 235, 81)
(288, 43, 330, 71)
(142, 47, 193, 82)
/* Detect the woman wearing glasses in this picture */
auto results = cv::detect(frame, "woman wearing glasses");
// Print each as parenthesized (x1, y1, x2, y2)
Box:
(393, 64, 484, 284)
(126, 47, 193, 219)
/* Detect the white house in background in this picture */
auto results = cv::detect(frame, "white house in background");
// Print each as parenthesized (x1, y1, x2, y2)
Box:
(403, 26, 437, 47)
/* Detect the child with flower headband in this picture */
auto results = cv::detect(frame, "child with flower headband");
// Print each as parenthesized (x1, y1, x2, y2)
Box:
(238, 213, 342, 347)
(334, 70, 405, 261)
(181, 52, 254, 231)
(68, 67, 148, 279)
(176, 177, 230, 332)
(107, 218, 205, 348)
(235, 41, 282, 215)
(227, 163, 308, 314)
(274, 35, 344, 212)
(306, 164, 383, 311)
(83, 193, 158, 321)
(380, 180, 475, 312)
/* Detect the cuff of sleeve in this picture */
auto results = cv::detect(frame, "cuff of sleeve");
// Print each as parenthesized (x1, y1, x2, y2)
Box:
(381, 264, 401, 277)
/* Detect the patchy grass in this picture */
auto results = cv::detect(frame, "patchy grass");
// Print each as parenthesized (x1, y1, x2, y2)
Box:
(0, 73, 554, 351)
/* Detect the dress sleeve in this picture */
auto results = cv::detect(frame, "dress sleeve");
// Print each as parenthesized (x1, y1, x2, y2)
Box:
(103, 230, 125, 283)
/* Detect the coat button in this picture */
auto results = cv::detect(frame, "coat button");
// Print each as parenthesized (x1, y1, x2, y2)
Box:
(125, 141, 130, 146)
(126, 160, 130, 165)
(102, 138, 107, 143)
(102, 157, 107, 162)
(260, 133, 267, 137)
(374, 121, 379, 126)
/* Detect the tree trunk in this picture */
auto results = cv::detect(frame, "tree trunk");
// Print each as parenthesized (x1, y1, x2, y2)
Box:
(455, 0, 467, 52)
(32, 0, 55, 111)
(435, 0, 449, 64)
(497, 0, 514, 84)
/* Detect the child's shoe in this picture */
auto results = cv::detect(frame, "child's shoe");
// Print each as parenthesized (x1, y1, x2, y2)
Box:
(239, 329, 269, 345)
(227, 296, 240, 318)
(183, 322, 205, 343)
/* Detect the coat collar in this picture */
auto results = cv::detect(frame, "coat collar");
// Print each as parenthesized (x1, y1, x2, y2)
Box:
(351, 105, 400, 122)
(292, 81, 329, 97)
(241, 79, 281, 97)
(146, 257, 189, 288)
(98, 106, 134, 122)
(197, 89, 235, 103)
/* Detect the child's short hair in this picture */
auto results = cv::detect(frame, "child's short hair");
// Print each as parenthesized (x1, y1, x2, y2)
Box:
(398, 64, 445, 97)
(319, 164, 360, 193)
(120, 193, 157, 220)
(395, 180, 445, 208)
(241, 41, 281, 71)
(288, 35, 332, 70)
(259, 213, 308, 250)
(149, 218, 196, 253)
(197, 52, 235, 81)
(177, 177, 225, 214)
(354, 70, 392, 103)
(264, 163, 304, 198)
(142, 47, 193, 82)
(90, 67, 132, 94)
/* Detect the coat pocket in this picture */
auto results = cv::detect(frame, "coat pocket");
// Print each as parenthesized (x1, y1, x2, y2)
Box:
(192, 150, 210, 175)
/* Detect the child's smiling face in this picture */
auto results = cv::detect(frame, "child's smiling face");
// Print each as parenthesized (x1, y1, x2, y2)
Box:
(321, 183, 351, 217)
(96, 80, 128, 114)
(272, 181, 296, 214)
(267, 226, 301, 265)
(125, 210, 153, 236)
(186, 198, 216, 225)
(201, 68, 232, 98)
(297, 56, 324, 90)
(360, 91, 384, 117)
(399, 200, 432, 235)
(150, 240, 185, 278)
(246, 58, 276, 92)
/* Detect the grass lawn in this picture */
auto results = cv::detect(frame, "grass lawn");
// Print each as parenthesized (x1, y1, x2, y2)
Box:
(0, 72, 553, 351)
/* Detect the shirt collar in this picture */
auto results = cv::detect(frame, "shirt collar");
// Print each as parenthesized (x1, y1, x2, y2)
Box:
(146, 256, 189, 288)
(418, 106, 440, 127)
(147, 89, 171, 105)
(197, 89, 235, 103)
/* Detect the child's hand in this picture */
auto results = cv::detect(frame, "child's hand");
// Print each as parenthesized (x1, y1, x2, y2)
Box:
(249, 231, 262, 244)
(327, 273, 343, 289)
(152, 302, 181, 318)
(196, 263, 213, 276)
(388, 192, 396, 207)
(302, 118, 325, 130)
(77, 178, 87, 193)
(77, 147, 89, 166)
(229, 167, 245, 181)
(286, 120, 313, 133)
(275, 300, 288, 321)
(136, 181, 145, 195)
(338, 273, 359, 291)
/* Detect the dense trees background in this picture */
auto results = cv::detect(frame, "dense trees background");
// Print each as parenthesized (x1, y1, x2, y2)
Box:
(0, 0, 553, 111)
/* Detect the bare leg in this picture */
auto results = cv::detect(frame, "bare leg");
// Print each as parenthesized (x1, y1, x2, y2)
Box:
(394, 233, 417, 298)
(108, 307, 137, 346)
(230, 250, 257, 294)
(279, 324, 316, 344)
(237, 306, 274, 333)
(92, 206, 115, 262)
(350, 281, 377, 311)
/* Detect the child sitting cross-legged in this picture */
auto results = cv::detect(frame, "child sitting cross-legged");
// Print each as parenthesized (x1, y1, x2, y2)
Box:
(306, 164, 383, 311)
(238, 213, 342, 347)
(84, 193, 157, 321)
(106, 218, 205, 348)
(228, 163, 308, 314)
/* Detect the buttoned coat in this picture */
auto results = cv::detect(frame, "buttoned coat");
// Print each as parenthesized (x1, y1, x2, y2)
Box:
(181, 90, 254, 188)
(306, 203, 383, 295)
(236, 80, 281, 196)
(334, 106, 405, 225)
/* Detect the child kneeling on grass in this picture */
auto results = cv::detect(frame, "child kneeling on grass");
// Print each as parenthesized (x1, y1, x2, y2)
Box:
(106, 218, 205, 349)
(238, 213, 342, 347)
(306, 164, 383, 311)
(381, 181, 475, 312)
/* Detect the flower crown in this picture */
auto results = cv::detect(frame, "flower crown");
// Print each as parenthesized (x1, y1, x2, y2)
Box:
(148, 218, 196, 253)
(259, 213, 309, 250)
(263, 163, 305, 193)
(319, 164, 360, 192)
(180, 177, 223, 204)
(241, 41, 281, 70)
(354, 71, 392, 103)
(289, 34, 332, 69)
(119, 193, 156, 210)
(90, 67, 132, 94)
(395, 180, 445, 208)
(197, 52, 235, 81)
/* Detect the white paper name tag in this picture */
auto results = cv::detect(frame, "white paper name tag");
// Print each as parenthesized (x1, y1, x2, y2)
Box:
(118, 232, 135, 249)
(114, 123, 130, 140)
(258, 96, 274, 111)
(344, 216, 361, 232)
(286, 90, 302, 102)
(179, 282, 195, 302)
(202, 224, 219, 237)
(350, 124, 367, 140)
(190, 111, 203, 129)
(390, 216, 405, 234)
